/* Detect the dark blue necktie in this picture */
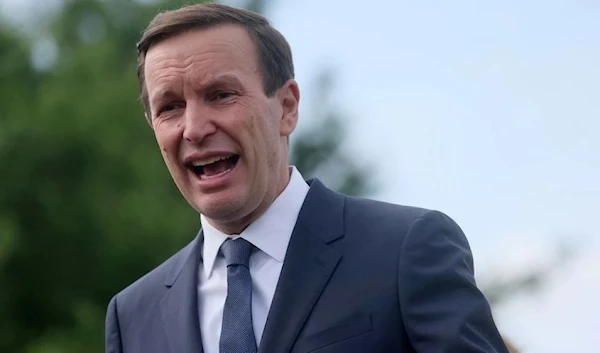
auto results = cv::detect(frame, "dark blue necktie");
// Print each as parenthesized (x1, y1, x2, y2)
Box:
(219, 238, 257, 353)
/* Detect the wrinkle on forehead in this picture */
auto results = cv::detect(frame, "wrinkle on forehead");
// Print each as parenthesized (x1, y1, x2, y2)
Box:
(144, 25, 261, 94)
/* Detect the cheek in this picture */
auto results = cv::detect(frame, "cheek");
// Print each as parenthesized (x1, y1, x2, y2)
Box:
(161, 146, 170, 161)
(154, 126, 179, 163)
(244, 116, 256, 134)
(229, 113, 255, 147)
(244, 115, 272, 151)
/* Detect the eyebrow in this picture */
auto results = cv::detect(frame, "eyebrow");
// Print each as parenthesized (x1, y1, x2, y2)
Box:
(150, 73, 244, 107)
(150, 87, 179, 110)
(201, 73, 244, 91)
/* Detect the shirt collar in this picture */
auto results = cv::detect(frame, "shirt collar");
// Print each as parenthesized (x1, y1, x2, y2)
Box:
(200, 166, 309, 277)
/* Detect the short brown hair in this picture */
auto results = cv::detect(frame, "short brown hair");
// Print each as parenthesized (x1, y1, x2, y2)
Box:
(136, 3, 295, 121)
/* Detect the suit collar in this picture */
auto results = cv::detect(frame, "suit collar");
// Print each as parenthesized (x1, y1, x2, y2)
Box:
(164, 229, 203, 287)
(259, 178, 346, 353)
(160, 230, 204, 353)
(296, 178, 345, 243)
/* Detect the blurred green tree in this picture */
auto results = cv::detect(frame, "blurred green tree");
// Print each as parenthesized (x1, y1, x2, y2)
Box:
(0, 0, 371, 352)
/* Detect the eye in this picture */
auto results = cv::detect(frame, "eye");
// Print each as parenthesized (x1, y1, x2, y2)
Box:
(209, 91, 236, 102)
(157, 101, 185, 114)
(161, 103, 177, 112)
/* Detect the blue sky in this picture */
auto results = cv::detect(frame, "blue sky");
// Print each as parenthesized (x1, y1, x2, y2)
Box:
(269, 0, 599, 244)
(1, 0, 599, 352)
(266, 1, 599, 352)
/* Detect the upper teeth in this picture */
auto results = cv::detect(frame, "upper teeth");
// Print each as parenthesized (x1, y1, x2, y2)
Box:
(191, 155, 233, 167)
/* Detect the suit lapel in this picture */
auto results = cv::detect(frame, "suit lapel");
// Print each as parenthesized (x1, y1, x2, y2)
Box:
(258, 179, 345, 353)
(160, 231, 205, 353)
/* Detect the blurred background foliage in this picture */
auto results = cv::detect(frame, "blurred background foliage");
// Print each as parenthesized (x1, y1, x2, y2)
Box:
(0, 0, 562, 352)
(0, 0, 372, 351)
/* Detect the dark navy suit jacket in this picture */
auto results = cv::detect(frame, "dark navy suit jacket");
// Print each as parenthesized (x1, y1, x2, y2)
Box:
(105, 179, 509, 353)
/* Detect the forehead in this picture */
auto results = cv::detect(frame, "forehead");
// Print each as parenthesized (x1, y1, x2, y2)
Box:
(144, 24, 261, 89)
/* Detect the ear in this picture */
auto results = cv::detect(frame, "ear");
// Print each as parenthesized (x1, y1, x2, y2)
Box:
(278, 79, 300, 138)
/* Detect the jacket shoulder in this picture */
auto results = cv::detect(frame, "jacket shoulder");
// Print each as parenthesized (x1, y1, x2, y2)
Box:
(345, 194, 432, 227)
(110, 236, 199, 314)
(342, 194, 464, 247)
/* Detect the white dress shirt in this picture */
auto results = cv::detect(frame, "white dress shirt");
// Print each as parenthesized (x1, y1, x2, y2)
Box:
(198, 166, 310, 353)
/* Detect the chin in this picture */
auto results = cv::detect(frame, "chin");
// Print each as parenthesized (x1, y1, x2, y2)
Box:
(192, 190, 248, 221)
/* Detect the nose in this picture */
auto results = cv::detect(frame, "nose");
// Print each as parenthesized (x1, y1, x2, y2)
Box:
(182, 102, 217, 143)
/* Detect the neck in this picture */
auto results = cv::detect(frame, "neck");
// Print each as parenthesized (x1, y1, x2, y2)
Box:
(206, 165, 292, 235)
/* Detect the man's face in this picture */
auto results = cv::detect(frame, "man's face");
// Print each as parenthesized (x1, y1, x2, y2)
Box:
(144, 25, 299, 233)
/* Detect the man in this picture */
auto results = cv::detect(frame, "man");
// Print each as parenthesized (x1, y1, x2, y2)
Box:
(105, 3, 509, 353)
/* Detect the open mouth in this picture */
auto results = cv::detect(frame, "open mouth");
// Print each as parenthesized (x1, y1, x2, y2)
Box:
(187, 154, 240, 179)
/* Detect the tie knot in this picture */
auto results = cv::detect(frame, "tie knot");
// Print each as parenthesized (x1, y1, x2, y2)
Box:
(221, 238, 254, 267)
